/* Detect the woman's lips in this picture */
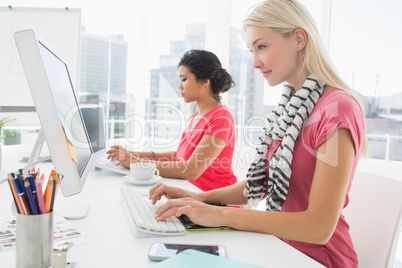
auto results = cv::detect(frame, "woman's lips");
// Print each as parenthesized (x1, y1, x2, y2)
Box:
(262, 70, 271, 77)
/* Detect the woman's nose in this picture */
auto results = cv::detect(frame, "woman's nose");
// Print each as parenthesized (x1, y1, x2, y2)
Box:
(252, 54, 261, 69)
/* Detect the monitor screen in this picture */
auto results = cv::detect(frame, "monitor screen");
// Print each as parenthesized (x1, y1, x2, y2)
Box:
(14, 29, 94, 196)
(80, 104, 106, 153)
(38, 41, 92, 176)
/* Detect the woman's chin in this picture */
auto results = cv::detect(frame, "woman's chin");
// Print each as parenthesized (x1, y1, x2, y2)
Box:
(265, 78, 281, 87)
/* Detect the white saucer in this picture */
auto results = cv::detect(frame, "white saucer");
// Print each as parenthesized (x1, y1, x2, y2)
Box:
(122, 175, 162, 185)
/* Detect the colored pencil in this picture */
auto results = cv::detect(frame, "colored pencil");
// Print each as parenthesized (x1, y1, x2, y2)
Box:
(36, 174, 46, 214)
(13, 177, 31, 215)
(7, 175, 22, 214)
(44, 170, 56, 213)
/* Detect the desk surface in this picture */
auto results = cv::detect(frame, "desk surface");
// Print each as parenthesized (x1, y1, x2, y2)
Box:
(0, 166, 324, 268)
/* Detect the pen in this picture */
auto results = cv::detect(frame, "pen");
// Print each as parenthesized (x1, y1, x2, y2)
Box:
(36, 174, 46, 214)
(25, 180, 39, 215)
(50, 174, 64, 211)
(50, 173, 58, 212)
(13, 177, 32, 215)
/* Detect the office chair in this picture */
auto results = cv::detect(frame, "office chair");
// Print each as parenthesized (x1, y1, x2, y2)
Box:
(343, 171, 402, 268)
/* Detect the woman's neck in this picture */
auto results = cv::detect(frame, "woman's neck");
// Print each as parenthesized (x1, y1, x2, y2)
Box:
(196, 98, 220, 116)
(288, 70, 310, 91)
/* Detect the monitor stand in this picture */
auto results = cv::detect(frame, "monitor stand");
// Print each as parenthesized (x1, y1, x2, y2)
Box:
(55, 194, 89, 220)
(24, 129, 51, 176)
(25, 130, 89, 220)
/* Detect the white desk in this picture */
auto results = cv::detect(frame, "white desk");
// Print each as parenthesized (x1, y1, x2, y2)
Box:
(0, 166, 324, 267)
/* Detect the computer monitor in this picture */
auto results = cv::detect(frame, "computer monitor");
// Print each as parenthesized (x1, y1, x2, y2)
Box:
(14, 29, 95, 197)
(80, 104, 107, 153)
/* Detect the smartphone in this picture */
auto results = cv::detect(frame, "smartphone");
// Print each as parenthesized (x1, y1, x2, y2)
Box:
(148, 242, 226, 261)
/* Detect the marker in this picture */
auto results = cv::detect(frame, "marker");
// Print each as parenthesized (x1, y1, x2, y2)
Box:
(16, 173, 25, 193)
(26, 175, 37, 199)
(25, 180, 39, 215)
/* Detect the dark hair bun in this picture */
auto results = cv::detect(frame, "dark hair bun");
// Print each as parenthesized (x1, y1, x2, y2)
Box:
(210, 68, 235, 95)
(179, 50, 235, 103)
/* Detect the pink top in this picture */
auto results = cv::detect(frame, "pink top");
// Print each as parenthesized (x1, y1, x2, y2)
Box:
(265, 89, 364, 268)
(176, 105, 237, 191)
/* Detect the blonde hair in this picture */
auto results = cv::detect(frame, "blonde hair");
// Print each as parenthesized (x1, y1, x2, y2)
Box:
(243, 0, 367, 155)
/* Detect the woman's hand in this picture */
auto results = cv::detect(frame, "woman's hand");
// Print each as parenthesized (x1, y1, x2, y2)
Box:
(148, 183, 196, 205)
(155, 197, 225, 228)
(106, 145, 139, 167)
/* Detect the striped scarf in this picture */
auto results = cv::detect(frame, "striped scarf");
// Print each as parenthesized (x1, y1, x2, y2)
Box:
(243, 74, 325, 211)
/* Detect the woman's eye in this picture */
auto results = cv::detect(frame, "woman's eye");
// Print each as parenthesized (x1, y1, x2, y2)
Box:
(181, 78, 187, 82)
(258, 45, 266, 50)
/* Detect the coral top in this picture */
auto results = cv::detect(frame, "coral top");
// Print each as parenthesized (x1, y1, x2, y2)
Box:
(265, 89, 364, 268)
(176, 105, 237, 191)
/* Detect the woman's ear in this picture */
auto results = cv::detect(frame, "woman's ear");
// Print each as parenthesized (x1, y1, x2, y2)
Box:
(294, 28, 307, 52)
(201, 79, 211, 88)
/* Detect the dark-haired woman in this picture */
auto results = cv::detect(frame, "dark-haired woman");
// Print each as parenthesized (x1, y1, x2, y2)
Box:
(107, 50, 237, 191)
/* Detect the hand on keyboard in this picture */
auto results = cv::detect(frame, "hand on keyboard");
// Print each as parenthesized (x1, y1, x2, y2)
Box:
(120, 186, 186, 236)
(97, 153, 121, 167)
(151, 187, 227, 230)
(149, 182, 196, 205)
(106, 146, 135, 168)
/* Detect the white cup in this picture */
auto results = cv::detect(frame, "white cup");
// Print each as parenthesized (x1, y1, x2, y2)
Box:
(130, 162, 160, 181)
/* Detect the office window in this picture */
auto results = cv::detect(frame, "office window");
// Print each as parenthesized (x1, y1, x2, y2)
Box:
(2, 0, 401, 167)
(329, 0, 402, 161)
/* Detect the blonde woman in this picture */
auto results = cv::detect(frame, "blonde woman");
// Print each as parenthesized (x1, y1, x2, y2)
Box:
(149, 1, 365, 267)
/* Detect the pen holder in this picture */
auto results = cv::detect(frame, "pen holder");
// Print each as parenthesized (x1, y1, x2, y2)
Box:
(16, 211, 53, 268)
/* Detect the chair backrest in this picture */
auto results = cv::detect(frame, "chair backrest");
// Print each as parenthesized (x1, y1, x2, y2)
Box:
(343, 171, 402, 268)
